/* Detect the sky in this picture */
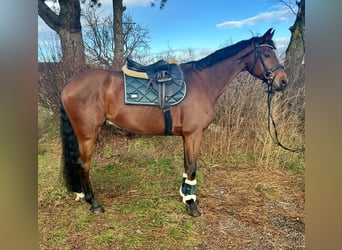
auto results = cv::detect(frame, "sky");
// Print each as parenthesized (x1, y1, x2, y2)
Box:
(38, 0, 297, 61)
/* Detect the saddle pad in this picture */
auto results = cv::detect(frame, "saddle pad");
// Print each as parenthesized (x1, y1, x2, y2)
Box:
(124, 73, 186, 106)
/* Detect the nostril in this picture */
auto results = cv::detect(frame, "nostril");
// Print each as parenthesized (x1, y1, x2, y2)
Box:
(281, 79, 287, 87)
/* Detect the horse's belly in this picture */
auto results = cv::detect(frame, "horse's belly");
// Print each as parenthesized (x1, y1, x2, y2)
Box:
(107, 107, 166, 135)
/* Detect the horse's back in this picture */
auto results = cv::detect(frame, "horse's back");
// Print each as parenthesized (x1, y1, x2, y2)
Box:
(61, 69, 122, 104)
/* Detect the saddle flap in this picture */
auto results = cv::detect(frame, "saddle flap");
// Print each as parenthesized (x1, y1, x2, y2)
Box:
(151, 64, 184, 96)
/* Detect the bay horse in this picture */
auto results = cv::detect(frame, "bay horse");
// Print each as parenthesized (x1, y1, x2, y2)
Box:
(60, 28, 287, 217)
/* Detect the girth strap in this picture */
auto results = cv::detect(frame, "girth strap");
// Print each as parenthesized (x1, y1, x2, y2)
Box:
(163, 107, 172, 136)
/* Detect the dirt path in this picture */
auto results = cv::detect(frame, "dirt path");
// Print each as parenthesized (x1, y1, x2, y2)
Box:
(195, 165, 305, 249)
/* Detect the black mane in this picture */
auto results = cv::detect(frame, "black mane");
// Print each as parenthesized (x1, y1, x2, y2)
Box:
(183, 35, 276, 71)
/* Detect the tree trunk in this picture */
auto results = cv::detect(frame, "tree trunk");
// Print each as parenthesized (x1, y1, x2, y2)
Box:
(58, 29, 85, 68)
(285, 0, 305, 85)
(112, 0, 125, 70)
(38, 0, 85, 69)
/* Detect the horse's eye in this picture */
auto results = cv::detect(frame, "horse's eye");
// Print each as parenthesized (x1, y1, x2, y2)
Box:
(264, 53, 270, 58)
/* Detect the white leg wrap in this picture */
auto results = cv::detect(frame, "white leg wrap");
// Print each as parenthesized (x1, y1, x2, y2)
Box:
(74, 192, 85, 201)
(185, 178, 197, 185)
(179, 187, 197, 203)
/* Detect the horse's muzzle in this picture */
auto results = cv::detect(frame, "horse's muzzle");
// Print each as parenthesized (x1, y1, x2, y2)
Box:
(272, 76, 288, 92)
(277, 78, 288, 91)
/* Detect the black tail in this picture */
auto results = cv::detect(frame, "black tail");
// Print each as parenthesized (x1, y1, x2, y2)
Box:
(60, 102, 82, 193)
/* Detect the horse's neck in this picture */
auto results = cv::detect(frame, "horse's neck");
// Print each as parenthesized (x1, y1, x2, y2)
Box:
(202, 55, 247, 104)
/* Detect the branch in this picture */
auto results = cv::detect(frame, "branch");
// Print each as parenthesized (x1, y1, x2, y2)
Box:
(277, 0, 297, 16)
(38, 0, 61, 32)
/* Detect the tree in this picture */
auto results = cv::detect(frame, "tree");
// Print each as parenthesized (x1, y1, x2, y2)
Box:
(38, 0, 167, 71)
(285, 0, 305, 69)
(111, 0, 168, 70)
(274, 0, 304, 131)
(112, 0, 125, 70)
(82, 7, 150, 67)
(38, 0, 86, 69)
(271, 0, 304, 86)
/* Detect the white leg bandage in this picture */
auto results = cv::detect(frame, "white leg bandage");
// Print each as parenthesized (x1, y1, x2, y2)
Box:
(74, 192, 85, 201)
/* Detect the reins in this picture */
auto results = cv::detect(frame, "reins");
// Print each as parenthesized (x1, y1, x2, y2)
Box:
(264, 79, 305, 153)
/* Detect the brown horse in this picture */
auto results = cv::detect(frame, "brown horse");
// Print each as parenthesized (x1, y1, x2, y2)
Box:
(60, 28, 287, 217)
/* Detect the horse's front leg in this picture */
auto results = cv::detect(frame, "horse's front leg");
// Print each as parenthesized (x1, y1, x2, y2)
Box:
(180, 131, 202, 217)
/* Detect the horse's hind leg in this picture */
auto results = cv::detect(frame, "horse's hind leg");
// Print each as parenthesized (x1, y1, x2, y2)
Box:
(78, 128, 104, 213)
(180, 131, 202, 217)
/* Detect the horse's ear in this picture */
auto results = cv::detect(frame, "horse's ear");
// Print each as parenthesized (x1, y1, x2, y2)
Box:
(262, 28, 275, 41)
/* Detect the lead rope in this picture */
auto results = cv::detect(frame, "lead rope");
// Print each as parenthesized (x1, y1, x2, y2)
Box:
(266, 83, 305, 153)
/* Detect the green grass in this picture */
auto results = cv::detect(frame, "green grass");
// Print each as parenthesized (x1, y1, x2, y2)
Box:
(38, 105, 59, 140)
(51, 228, 68, 245)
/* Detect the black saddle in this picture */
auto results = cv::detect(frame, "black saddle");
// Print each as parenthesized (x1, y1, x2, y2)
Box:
(125, 58, 185, 98)
(126, 58, 169, 74)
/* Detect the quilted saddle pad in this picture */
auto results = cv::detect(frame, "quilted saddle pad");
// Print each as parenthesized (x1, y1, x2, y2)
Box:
(123, 73, 187, 106)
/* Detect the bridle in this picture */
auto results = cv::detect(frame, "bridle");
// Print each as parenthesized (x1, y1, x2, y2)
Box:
(250, 43, 284, 91)
(251, 43, 305, 153)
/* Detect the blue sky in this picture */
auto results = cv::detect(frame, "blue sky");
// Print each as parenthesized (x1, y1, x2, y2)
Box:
(38, 0, 297, 60)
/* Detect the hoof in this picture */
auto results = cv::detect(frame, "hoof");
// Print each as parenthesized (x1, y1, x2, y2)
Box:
(186, 200, 201, 217)
(90, 205, 104, 214)
(187, 208, 201, 217)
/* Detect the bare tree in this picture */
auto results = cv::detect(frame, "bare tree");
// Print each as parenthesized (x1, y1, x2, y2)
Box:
(112, 0, 125, 70)
(82, 7, 115, 66)
(123, 15, 150, 59)
(111, 0, 169, 70)
(38, 33, 67, 113)
(285, 0, 305, 68)
(271, 0, 305, 76)
(82, 7, 150, 68)
(38, 0, 86, 70)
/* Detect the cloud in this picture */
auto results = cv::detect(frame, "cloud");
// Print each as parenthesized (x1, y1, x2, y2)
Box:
(274, 37, 290, 49)
(123, 0, 151, 7)
(216, 9, 291, 29)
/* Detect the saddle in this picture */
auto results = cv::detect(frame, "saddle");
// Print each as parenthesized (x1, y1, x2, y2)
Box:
(126, 58, 169, 75)
(122, 58, 187, 135)
(123, 58, 186, 108)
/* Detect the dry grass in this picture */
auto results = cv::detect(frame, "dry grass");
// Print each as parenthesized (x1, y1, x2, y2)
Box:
(201, 70, 304, 172)
(197, 164, 304, 249)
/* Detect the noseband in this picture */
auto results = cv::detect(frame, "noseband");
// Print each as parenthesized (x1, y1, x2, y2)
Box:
(250, 43, 284, 90)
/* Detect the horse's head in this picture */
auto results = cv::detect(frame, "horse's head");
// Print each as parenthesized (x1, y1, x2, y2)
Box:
(247, 28, 288, 92)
